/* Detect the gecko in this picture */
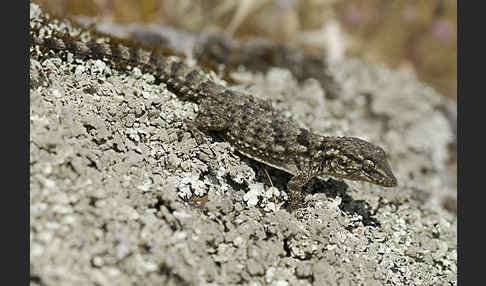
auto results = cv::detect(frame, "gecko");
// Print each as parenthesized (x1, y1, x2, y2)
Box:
(30, 31, 397, 210)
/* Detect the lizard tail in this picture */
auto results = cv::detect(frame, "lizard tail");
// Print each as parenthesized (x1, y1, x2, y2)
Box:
(30, 32, 222, 103)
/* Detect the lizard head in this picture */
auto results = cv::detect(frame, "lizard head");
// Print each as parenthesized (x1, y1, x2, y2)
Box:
(318, 137, 397, 187)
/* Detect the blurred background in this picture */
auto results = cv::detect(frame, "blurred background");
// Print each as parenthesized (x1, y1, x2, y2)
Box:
(33, 0, 457, 101)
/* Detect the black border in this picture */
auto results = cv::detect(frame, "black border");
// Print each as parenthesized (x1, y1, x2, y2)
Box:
(13, 1, 29, 285)
(25, 1, 31, 285)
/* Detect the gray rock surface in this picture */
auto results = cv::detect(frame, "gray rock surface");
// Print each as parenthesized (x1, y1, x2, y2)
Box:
(30, 3, 456, 285)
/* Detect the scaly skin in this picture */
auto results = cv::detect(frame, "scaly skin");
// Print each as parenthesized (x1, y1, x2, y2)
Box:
(30, 31, 397, 210)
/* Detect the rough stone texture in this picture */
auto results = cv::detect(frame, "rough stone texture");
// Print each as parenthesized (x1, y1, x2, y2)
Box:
(30, 3, 456, 286)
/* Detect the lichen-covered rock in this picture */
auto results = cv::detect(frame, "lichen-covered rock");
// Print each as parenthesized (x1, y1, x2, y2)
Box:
(30, 2, 456, 285)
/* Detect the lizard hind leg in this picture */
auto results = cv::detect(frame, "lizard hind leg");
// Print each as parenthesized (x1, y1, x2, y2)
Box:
(287, 173, 311, 211)
(185, 97, 231, 146)
(195, 98, 231, 132)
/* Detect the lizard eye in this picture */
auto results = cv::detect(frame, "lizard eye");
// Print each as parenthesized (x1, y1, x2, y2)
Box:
(363, 159, 375, 172)
(338, 157, 348, 166)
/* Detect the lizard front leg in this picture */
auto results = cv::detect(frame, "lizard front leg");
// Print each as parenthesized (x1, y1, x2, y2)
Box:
(287, 172, 311, 211)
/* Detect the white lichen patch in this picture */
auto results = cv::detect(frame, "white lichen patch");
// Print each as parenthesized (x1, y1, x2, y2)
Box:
(243, 183, 287, 211)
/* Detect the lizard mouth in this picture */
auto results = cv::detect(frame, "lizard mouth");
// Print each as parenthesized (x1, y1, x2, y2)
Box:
(380, 175, 397, 187)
